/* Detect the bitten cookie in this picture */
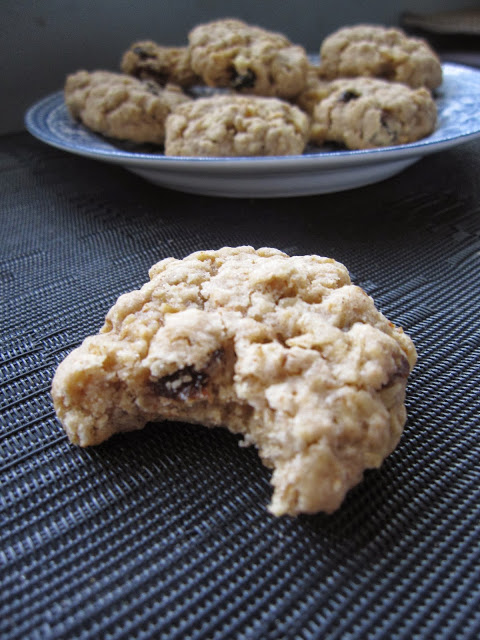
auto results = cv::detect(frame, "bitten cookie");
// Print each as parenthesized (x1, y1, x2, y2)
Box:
(318, 24, 442, 91)
(51, 247, 417, 517)
(188, 18, 309, 98)
(121, 41, 202, 88)
(65, 70, 191, 144)
(310, 77, 437, 149)
(164, 94, 310, 156)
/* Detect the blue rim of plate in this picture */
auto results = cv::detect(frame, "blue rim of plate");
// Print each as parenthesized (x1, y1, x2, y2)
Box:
(25, 63, 480, 168)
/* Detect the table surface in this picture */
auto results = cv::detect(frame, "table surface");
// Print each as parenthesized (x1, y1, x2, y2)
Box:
(1, 131, 480, 640)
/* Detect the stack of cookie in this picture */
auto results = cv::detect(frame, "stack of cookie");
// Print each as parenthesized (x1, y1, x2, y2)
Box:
(64, 19, 442, 155)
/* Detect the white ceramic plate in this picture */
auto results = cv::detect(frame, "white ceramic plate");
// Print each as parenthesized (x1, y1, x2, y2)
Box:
(25, 63, 480, 198)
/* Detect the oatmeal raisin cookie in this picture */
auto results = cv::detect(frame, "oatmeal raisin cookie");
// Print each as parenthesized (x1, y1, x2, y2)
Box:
(52, 247, 416, 516)
(318, 24, 442, 90)
(188, 18, 309, 98)
(65, 70, 190, 144)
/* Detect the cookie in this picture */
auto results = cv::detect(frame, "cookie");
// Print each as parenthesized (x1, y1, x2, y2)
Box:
(121, 41, 202, 88)
(51, 247, 416, 516)
(188, 18, 309, 98)
(164, 94, 310, 157)
(310, 77, 437, 149)
(318, 24, 442, 91)
(64, 70, 191, 144)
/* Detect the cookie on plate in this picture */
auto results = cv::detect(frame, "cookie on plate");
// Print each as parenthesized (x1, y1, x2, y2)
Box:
(310, 77, 437, 149)
(51, 246, 417, 516)
(121, 41, 202, 88)
(188, 18, 309, 98)
(64, 70, 191, 144)
(164, 94, 310, 157)
(318, 24, 442, 91)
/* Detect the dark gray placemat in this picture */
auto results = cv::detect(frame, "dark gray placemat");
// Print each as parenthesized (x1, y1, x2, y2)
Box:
(1, 132, 479, 639)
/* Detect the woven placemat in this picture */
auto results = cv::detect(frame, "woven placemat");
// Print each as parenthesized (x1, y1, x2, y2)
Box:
(1, 132, 479, 639)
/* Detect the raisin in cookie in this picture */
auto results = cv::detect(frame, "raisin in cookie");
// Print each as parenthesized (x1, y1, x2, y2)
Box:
(51, 247, 417, 517)
(121, 41, 202, 88)
(65, 70, 191, 144)
(164, 94, 310, 156)
(188, 18, 309, 98)
(310, 77, 437, 149)
(318, 24, 442, 91)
